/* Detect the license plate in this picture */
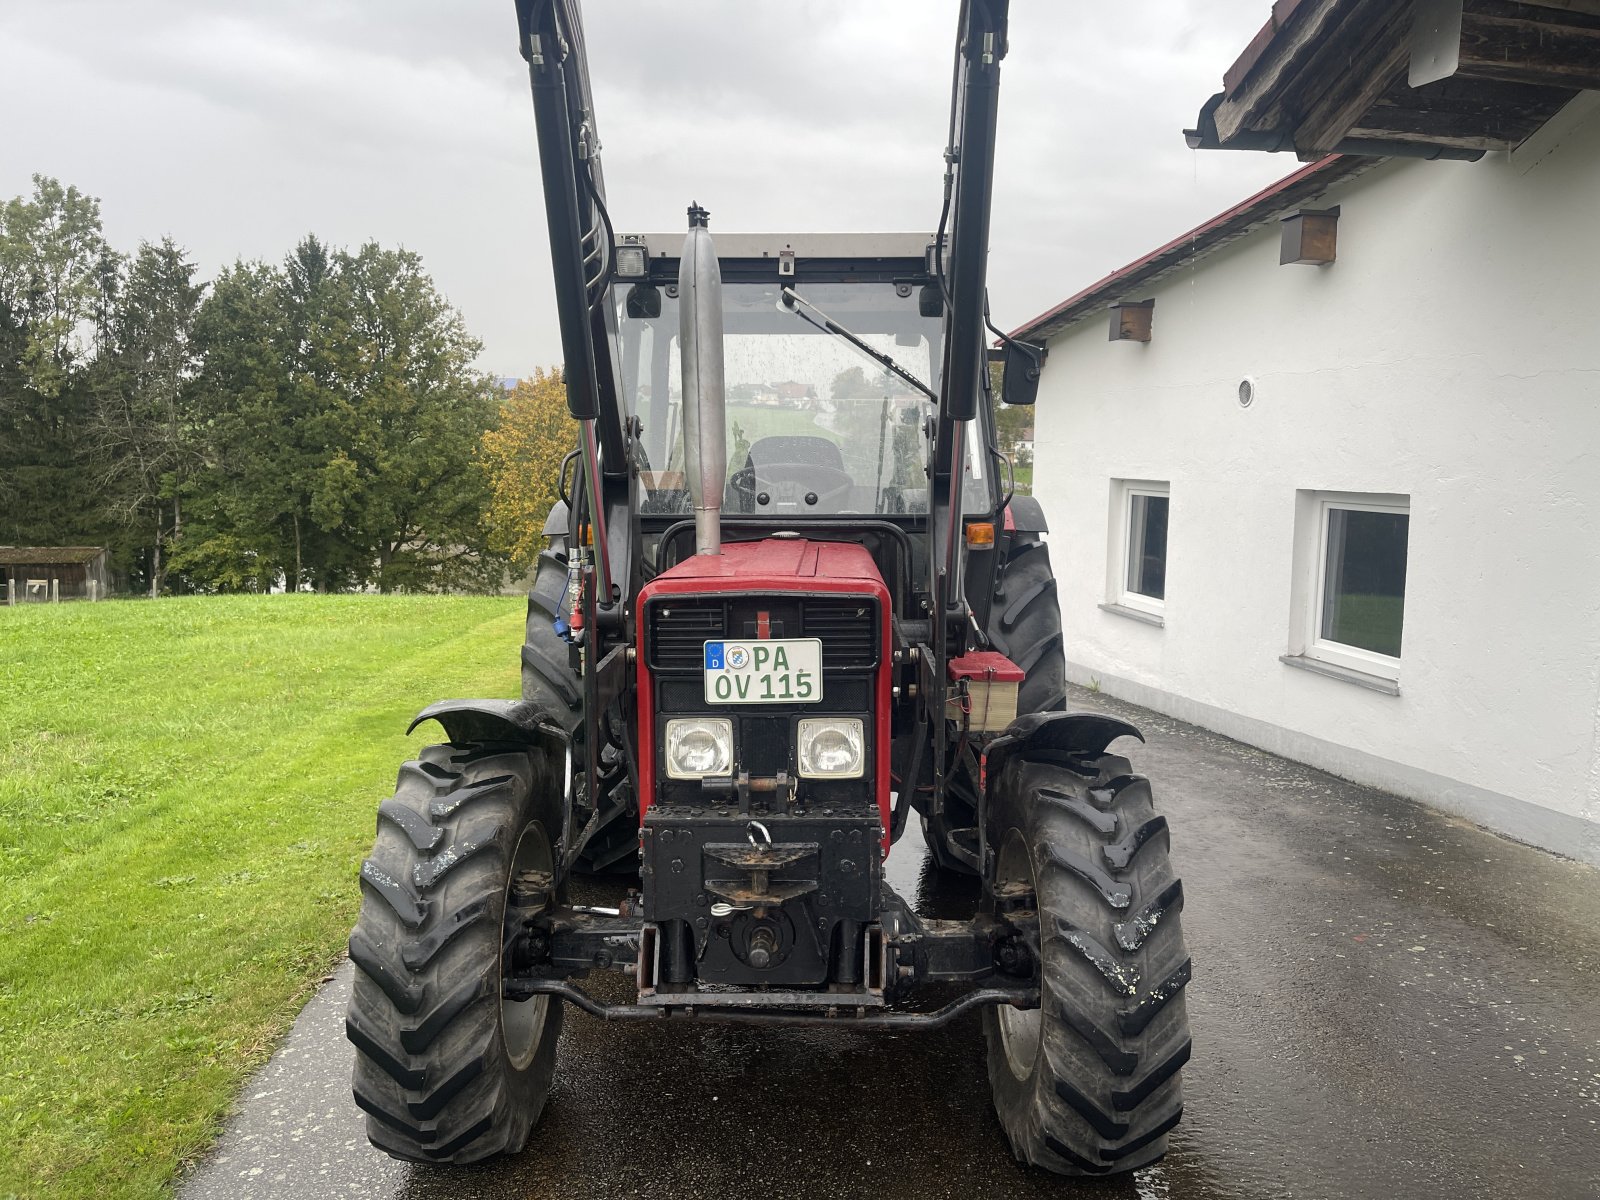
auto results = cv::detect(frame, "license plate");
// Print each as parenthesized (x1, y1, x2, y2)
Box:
(703, 638, 823, 705)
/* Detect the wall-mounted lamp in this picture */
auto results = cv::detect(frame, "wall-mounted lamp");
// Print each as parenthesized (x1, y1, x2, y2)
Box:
(1280, 207, 1340, 266)
(1108, 299, 1154, 342)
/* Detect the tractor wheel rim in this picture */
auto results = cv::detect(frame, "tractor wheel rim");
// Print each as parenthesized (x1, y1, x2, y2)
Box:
(501, 821, 552, 1070)
(995, 828, 1043, 1082)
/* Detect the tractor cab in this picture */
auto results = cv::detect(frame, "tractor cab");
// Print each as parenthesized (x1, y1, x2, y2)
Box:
(613, 233, 994, 527)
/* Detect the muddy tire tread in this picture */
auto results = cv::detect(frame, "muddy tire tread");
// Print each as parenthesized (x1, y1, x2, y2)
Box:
(984, 754, 1191, 1175)
(989, 532, 1068, 717)
(925, 532, 1070, 874)
(347, 742, 562, 1164)
(521, 518, 637, 876)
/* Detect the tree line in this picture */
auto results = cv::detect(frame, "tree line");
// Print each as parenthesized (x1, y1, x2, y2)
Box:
(0, 174, 571, 596)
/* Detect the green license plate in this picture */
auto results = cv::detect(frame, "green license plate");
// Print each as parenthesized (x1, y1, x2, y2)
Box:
(703, 638, 823, 704)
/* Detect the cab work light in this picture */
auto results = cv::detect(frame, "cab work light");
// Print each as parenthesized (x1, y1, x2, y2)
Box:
(615, 238, 649, 278)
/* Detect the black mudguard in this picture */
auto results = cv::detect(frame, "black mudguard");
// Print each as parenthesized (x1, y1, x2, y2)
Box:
(408, 698, 571, 757)
(1004, 494, 1049, 534)
(983, 710, 1142, 776)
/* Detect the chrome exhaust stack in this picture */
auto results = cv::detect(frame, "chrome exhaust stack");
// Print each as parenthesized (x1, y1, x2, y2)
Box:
(677, 204, 726, 556)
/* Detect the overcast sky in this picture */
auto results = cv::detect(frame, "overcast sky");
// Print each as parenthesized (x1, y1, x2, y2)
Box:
(0, 0, 1294, 378)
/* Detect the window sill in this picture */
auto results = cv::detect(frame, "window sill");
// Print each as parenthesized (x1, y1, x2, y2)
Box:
(1279, 654, 1399, 696)
(1099, 602, 1164, 628)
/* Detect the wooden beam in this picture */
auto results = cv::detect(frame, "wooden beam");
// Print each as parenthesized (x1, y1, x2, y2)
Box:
(1353, 71, 1576, 149)
(1212, 0, 1348, 144)
(1292, 9, 1412, 152)
(1346, 123, 1522, 149)
(1520, 0, 1600, 16)
(1411, 0, 1600, 91)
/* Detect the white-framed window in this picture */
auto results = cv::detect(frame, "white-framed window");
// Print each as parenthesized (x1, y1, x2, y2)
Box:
(1290, 491, 1409, 682)
(1107, 480, 1170, 619)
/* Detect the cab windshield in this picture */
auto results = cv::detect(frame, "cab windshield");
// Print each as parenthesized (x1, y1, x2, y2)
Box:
(614, 280, 947, 517)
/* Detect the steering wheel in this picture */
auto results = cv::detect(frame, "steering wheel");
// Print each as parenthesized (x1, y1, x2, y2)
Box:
(728, 463, 855, 510)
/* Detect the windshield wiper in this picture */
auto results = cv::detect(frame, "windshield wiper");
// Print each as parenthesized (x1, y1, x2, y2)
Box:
(779, 286, 938, 403)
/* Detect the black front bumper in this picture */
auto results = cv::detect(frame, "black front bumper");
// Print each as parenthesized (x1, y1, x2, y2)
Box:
(640, 808, 883, 990)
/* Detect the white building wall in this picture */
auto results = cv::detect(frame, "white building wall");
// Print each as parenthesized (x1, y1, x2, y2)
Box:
(1031, 101, 1600, 864)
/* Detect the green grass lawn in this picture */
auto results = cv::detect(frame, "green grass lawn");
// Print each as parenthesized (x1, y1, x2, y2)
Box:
(0, 594, 523, 1199)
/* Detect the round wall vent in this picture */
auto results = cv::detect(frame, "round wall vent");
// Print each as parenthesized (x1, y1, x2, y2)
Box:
(1237, 377, 1257, 408)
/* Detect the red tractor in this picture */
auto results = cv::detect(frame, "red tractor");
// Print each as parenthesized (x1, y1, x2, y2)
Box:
(346, 0, 1190, 1177)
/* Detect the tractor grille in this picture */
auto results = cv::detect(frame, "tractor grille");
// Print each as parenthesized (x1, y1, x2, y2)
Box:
(647, 595, 879, 671)
(647, 603, 725, 668)
(805, 599, 878, 667)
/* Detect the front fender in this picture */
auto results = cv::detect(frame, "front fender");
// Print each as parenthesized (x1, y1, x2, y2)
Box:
(407, 698, 571, 755)
(984, 710, 1143, 776)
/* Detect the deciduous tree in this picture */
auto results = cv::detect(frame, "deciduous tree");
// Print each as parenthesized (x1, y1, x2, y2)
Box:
(478, 369, 575, 570)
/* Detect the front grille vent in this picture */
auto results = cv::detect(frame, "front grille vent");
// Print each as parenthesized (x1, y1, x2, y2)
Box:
(649, 602, 725, 669)
(648, 595, 879, 672)
(804, 599, 877, 667)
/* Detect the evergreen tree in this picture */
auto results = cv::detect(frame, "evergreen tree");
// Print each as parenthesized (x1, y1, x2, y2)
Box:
(92, 238, 206, 595)
(1, 177, 509, 594)
(0, 176, 118, 550)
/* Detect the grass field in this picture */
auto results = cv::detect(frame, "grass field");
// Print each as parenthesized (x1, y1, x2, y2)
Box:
(0, 594, 523, 1199)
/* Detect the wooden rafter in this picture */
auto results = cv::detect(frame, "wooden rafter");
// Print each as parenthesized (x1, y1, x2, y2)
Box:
(1351, 71, 1576, 150)
(1212, 0, 1351, 144)
(1197, 0, 1594, 157)
(1520, 0, 1600, 16)
(1291, 6, 1413, 152)
(1412, 0, 1600, 91)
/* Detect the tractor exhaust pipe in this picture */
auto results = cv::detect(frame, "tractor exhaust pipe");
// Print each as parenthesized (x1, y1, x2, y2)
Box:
(678, 203, 726, 556)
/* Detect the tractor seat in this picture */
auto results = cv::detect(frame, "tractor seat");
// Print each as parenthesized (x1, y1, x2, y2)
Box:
(727, 435, 853, 514)
(744, 435, 846, 472)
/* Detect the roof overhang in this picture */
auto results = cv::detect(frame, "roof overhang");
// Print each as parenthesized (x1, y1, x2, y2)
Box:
(1008, 155, 1373, 344)
(0, 546, 106, 566)
(1186, 0, 1597, 161)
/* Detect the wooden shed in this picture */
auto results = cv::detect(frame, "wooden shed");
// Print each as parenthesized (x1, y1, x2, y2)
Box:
(0, 547, 110, 602)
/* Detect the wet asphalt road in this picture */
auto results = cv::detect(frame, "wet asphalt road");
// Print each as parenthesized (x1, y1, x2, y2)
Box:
(180, 685, 1600, 1200)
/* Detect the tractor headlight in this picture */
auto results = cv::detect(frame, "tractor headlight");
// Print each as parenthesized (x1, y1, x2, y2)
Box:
(664, 718, 733, 779)
(797, 718, 865, 779)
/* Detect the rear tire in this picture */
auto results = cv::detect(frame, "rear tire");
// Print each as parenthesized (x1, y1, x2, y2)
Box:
(521, 514, 637, 876)
(924, 532, 1067, 874)
(988, 533, 1067, 716)
(521, 534, 579, 720)
(347, 742, 564, 1164)
(983, 751, 1191, 1175)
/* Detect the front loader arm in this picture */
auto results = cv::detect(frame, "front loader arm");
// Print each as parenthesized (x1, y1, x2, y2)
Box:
(514, 0, 625, 458)
(930, 0, 1009, 632)
(927, 0, 1011, 812)
(515, 0, 642, 868)
(515, 0, 638, 627)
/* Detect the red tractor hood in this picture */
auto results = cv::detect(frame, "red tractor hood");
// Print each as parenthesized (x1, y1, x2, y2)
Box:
(647, 537, 883, 587)
(633, 537, 894, 845)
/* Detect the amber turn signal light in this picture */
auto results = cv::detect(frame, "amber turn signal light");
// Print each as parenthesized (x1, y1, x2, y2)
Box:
(965, 522, 995, 548)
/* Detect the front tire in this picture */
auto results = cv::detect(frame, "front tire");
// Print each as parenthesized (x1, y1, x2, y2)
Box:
(983, 751, 1191, 1175)
(347, 742, 563, 1163)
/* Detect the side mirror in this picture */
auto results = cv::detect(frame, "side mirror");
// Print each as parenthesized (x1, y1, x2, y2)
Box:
(626, 283, 662, 319)
(1000, 341, 1044, 407)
